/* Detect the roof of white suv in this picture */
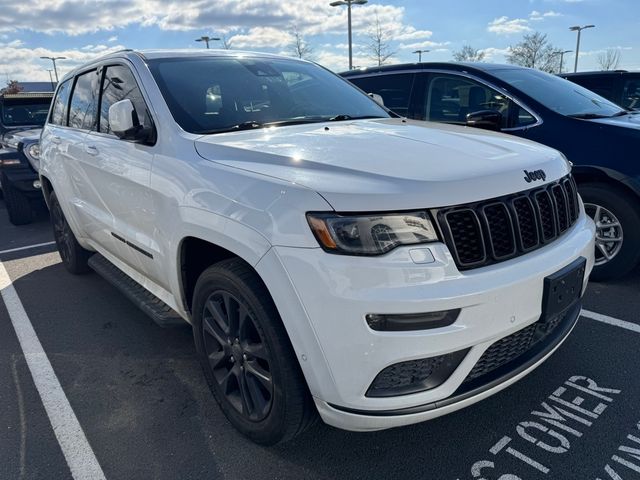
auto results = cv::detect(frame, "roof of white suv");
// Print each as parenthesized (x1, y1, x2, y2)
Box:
(59, 49, 310, 82)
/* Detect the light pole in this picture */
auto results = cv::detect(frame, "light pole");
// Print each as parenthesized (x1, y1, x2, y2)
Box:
(40, 56, 66, 83)
(570, 25, 595, 73)
(195, 36, 220, 49)
(46, 69, 55, 91)
(552, 50, 573, 74)
(330, 0, 368, 70)
(413, 49, 430, 63)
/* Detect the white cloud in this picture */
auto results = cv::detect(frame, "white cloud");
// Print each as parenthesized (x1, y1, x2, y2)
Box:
(529, 10, 562, 21)
(398, 40, 450, 50)
(0, 0, 452, 79)
(487, 16, 532, 35)
(0, 44, 126, 81)
(229, 27, 293, 48)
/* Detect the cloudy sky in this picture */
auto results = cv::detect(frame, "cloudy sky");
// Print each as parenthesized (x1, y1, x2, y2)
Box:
(0, 0, 637, 83)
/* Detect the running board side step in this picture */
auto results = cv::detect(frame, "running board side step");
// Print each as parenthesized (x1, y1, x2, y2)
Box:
(88, 254, 185, 328)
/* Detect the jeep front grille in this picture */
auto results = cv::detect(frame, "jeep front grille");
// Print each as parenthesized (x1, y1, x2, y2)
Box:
(435, 175, 580, 270)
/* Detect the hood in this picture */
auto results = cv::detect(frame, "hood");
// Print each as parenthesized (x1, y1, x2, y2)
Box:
(2, 128, 41, 148)
(194, 118, 569, 211)
(589, 112, 640, 130)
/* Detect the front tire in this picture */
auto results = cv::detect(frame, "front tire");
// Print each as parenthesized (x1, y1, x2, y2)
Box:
(1, 172, 33, 225)
(192, 258, 316, 445)
(580, 183, 640, 281)
(49, 191, 93, 274)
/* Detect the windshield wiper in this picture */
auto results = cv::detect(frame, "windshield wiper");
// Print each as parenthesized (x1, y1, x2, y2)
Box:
(328, 114, 385, 122)
(610, 110, 630, 117)
(198, 118, 329, 135)
(567, 113, 612, 119)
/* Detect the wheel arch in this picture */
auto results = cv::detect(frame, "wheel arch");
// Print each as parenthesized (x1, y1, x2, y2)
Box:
(40, 174, 54, 208)
(572, 165, 640, 204)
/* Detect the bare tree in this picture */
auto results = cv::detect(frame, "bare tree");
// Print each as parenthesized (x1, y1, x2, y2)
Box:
(507, 32, 561, 73)
(453, 45, 486, 62)
(597, 49, 622, 71)
(1, 80, 22, 94)
(289, 27, 313, 60)
(220, 35, 232, 50)
(366, 15, 396, 67)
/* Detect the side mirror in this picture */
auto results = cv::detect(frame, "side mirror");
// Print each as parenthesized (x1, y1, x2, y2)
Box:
(109, 99, 146, 141)
(466, 110, 503, 132)
(368, 93, 385, 106)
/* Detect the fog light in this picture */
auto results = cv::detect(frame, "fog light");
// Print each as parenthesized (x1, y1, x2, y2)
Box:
(33, 180, 42, 189)
(365, 309, 460, 332)
(367, 349, 469, 397)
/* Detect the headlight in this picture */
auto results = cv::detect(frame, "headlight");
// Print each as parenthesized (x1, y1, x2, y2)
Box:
(5, 136, 18, 149)
(24, 142, 41, 171)
(307, 211, 439, 255)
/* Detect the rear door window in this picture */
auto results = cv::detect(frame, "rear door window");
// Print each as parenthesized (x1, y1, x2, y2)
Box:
(68, 69, 99, 131)
(50, 79, 72, 126)
(349, 74, 414, 117)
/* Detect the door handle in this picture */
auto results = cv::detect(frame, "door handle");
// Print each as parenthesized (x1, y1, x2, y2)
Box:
(51, 136, 61, 144)
(85, 145, 99, 156)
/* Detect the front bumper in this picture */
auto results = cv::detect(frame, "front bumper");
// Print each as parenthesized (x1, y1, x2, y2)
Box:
(257, 212, 595, 431)
(0, 163, 40, 197)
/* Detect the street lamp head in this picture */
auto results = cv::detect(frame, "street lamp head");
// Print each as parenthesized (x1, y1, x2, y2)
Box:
(584, 25, 595, 29)
(569, 26, 580, 31)
(330, 0, 367, 5)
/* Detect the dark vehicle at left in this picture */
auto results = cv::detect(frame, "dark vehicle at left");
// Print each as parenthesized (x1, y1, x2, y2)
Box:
(0, 129, 43, 225)
(0, 91, 52, 225)
(0, 92, 52, 142)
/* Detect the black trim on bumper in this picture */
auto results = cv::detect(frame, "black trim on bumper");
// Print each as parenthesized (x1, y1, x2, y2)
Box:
(329, 301, 581, 417)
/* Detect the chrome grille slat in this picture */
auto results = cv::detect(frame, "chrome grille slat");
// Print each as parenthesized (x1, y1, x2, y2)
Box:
(436, 175, 580, 271)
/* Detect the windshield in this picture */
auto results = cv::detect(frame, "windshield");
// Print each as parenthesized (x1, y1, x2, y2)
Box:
(1, 98, 52, 127)
(492, 68, 625, 118)
(147, 56, 390, 134)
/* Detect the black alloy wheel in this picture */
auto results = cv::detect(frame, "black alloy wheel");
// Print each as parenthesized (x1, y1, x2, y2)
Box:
(192, 258, 317, 444)
(49, 191, 93, 274)
(201, 290, 274, 421)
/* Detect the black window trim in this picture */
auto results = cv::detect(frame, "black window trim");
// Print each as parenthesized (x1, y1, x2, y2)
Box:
(347, 68, 543, 132)
(48, 78, 73, 127)
(90, 61, 157, 145)
(67, 68, 100, 132)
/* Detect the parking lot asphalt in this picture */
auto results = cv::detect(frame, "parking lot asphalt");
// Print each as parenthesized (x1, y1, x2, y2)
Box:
(1, 197, 640, 480)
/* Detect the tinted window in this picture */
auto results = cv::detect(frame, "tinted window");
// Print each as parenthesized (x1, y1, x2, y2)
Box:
(570, 77, 616, 103)
(68, 69, 99, 130)
(99, 65, 152, 134)
(147, 57, 389, 134)
(1, 97, 52, 127)
(50, 79, 71, 125)
(623, 79, 640, 110)
(425, 75, 536, 129)
(350, 74, 414, 117)
(493, 68, 623, 118)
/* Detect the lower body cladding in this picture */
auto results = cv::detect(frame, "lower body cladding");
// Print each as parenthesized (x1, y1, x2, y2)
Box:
(257, 213, 595, 432)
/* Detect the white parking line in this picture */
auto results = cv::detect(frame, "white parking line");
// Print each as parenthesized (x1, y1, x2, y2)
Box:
(0, 260, 106, 480)
(0, 241, 56, 255)
(581, 309, 640, 334)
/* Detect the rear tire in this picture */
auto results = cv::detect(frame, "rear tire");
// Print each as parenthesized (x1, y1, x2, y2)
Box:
(192, 258, 317, 445)
(1, 172, 33, 225)
(580, 183, 640, 281)
(49, 191, 93, 274)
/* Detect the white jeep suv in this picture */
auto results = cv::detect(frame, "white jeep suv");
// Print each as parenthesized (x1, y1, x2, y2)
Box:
(39, 50, 595, 445)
